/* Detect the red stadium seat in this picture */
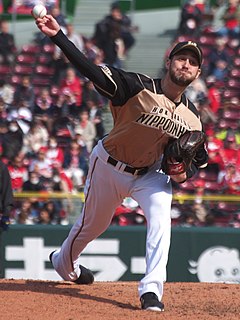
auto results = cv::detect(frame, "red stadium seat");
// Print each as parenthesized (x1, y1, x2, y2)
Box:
(32, 77, 51, 87)
(43, 44, 55, 54)
(9, 75, 21, 86)
(38, 54, 53, 65)
(227, 79, 240, 90)
(35, 65, 55, 76)
(230, 68, 240, 79)
(0, 64, 11, 75)
(16, 54, 36, 65)
(14, 65, 34, 75)
(232, 57, 240, 67)
(223, 110, 240, 120)
(22, 44, 41, 54)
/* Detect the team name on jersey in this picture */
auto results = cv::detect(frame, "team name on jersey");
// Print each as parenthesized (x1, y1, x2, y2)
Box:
(135, 107, 191, 138)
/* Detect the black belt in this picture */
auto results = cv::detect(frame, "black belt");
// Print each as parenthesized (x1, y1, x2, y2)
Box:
(107, 156, 148, 176)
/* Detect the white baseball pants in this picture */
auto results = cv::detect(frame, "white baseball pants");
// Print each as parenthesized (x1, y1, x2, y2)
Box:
(51, 139, 172, 301)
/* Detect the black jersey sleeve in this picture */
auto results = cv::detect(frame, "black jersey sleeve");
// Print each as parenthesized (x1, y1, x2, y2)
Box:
(50, 30, 143, 105)
(51, 30, 116, 97)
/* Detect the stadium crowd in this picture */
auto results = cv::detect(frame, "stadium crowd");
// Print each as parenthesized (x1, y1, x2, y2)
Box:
(0, 0, 240, 227)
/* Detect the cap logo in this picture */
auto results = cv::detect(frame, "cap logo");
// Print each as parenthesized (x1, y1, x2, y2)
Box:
(187, 41, 197, 47)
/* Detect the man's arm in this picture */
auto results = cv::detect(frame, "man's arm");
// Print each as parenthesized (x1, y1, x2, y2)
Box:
(35, 15, 116, 97)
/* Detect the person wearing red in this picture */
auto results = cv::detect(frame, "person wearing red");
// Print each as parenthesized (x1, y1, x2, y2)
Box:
(219, 138, 240, 169)
(218, 163, 240, 195)
(45, 136, 64, 168)
(218, 0, 240, 38)
(206, 129, 224, 174)
(60, 67, 82, 109)
(7, 154, 28, 192)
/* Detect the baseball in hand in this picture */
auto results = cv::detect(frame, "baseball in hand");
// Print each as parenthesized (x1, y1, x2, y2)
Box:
(32, 4, 47, 19)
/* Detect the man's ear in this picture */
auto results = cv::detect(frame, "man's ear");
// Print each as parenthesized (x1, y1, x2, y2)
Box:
(196, 68, 201, 79)
(165, 58, 171, 70)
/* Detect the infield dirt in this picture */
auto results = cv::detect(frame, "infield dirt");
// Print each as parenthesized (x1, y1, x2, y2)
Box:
(0, 280, 239, 320)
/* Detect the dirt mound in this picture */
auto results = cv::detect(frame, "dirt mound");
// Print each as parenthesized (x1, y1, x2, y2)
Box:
(1, 280, 239, 320)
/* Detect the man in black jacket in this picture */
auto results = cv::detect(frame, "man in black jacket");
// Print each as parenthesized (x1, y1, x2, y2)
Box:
(0, 160, 14, 231)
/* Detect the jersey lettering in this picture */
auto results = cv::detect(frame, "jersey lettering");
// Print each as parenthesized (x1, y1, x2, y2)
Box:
(135, 112, 190, 138)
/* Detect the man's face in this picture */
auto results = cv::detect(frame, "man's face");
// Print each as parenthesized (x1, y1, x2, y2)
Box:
(167, 50, 201, 87)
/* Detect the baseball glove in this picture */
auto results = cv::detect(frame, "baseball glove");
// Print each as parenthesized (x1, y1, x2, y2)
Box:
(161, 130, 206, 176)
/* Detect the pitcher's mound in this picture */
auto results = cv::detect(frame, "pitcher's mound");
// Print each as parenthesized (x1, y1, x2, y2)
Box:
(0, 280, 239, 320)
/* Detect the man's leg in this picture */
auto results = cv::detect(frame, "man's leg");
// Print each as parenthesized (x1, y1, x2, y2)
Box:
(132, 169, 172, 302)
(51, 147, 128, 281)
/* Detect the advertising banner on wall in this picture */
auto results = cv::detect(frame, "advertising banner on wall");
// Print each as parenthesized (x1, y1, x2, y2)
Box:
(1, 225, 240, 283)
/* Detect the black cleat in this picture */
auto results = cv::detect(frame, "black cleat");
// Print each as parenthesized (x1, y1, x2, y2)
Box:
(140, 292, 164, 312)
(49, 251, 56, 263)
(74, 265, 94, 285)
(49, 251, 94, 285)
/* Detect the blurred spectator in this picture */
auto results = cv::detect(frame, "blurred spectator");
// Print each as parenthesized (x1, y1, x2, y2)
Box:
(37, 207, 52, 224)
(13, 76, 35, 111)
(51, 116, 74, 148)
(180, 211, 198, 227)
(8, 100, 33, 135)
(54, 86, 78, 117)
(59, 67, 83, 115)
(205, 76, 221, 122)
(110, 2, 136, 55)
(229, 213, 240, 228)
(218, 163, 240, 194)
(208, 37, 230, 75)
(8, 154, 28, 192)
(44, 200, 62, 224)
(0, 20, 16, 65)
(83, 37, 101, 62)
(86, 98, 105, 143)
(34, 87, 55, 123)
(192, 201, 209, 225)
(15, 199, 35, 225)
(217, 0, 240, 38)
(219, 138, 240, 168)
(54, 24, 85, 82)
(184, 77, 208, 110)
(29, 147, 53, 183)
(74, 109, 97, 154)
(22, 119, 49, 158)
(22, 171, 46, 192)
(2, 120, 23, 160)
(0, 79, 14, 105)
(207, 37, 230, 82)
(45, 136, 64, 168)
(215, 127, 240, 144)
(177, 0, 205, 38)
(0, 97, 8, 121)
(63, 140, 89, 190)
(51, 162, 75, 220)
(92, 3, 126, 66)
(0, 121, 8, 151)
(65, 23, 85, 51)
(50, 5, 67, 33)
(82, 80, 105, 108)
(206, 130, 224, 174)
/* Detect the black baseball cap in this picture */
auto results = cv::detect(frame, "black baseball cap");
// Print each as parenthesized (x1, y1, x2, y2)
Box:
(169, 41, 203, 66)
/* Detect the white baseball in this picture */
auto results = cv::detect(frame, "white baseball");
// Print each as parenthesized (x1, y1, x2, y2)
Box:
(32, 4, 47, 19)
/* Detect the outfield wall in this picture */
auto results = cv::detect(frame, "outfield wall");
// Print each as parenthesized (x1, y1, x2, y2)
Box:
(1, 225, 240, 283)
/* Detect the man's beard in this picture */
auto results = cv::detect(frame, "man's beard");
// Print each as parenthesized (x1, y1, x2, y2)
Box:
(169, 68, 195, 87)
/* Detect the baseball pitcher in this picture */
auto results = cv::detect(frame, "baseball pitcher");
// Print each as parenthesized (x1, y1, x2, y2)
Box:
(35, 15, 208, 312)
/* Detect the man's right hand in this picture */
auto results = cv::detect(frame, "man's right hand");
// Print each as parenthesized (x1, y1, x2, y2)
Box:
(35, 15, 61, 37)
